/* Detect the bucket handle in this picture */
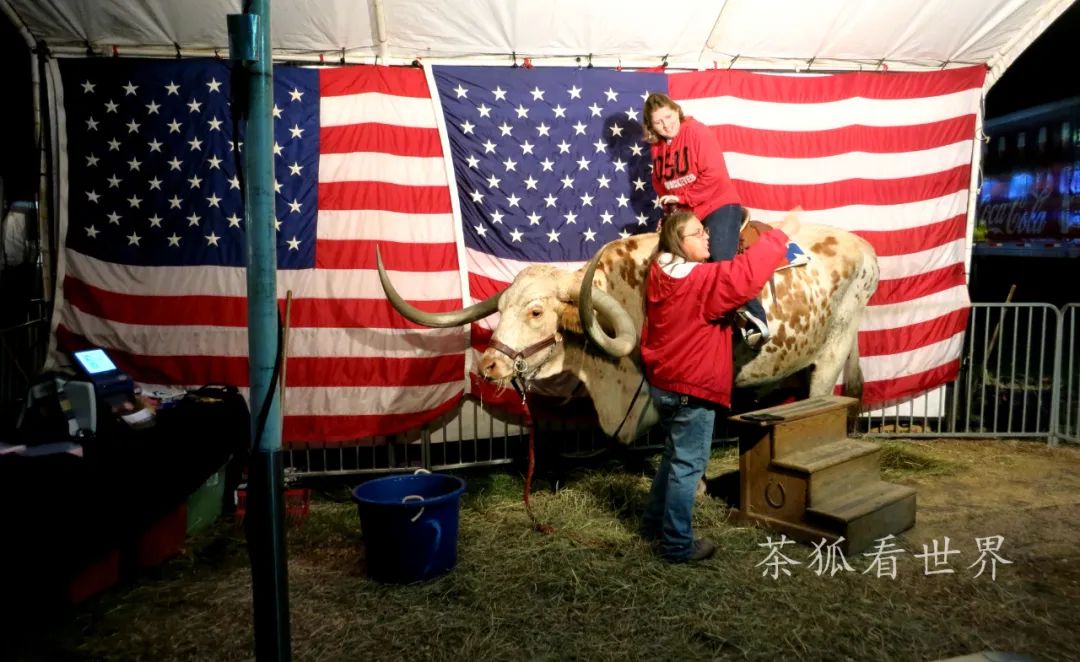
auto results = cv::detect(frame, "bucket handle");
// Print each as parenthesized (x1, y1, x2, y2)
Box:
(402, 469, 432, 522)
(402, 494, 425, 522)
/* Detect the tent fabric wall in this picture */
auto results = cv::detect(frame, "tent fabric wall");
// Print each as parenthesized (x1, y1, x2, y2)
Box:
(1, 0, 1074, 77)
(3, 0, 1074, 440)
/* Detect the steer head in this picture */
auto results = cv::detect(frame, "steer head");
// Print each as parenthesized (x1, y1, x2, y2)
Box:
(376, 246, 638, 390)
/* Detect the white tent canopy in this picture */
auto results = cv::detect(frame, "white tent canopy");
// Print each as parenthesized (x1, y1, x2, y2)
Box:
(1, 0, 1074, 86)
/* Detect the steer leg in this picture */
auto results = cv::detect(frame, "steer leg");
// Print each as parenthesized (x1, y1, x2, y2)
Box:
(808, 309, 865, 432)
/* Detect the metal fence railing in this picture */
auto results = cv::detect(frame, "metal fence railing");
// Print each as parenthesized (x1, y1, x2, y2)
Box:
(283, 398, 527, 478)
(860, 303, 1062, 441)
(1059, 304, 1079, 444)
(0, 311, 49, 428)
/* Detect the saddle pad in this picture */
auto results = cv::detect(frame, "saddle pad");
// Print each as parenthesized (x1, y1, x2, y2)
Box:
(779, 241, 811, 271)
(737, 218, 811, 271)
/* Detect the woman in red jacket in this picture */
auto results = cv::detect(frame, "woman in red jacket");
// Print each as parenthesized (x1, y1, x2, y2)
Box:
(639, 210, 799, 562)
(643, 92, 771, 348)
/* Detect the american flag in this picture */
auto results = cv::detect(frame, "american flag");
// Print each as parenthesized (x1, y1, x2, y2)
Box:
(432, 66, 666, 411)
(433, 65, 984, 406)
(53, 58, 465, 442)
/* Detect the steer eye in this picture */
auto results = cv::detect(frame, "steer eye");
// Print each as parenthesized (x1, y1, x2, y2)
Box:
(529, 308, 543, 319)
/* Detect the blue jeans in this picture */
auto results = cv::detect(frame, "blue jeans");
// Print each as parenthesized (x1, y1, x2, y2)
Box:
(703, 203, 767, 324)
(641, 386, 716, 560)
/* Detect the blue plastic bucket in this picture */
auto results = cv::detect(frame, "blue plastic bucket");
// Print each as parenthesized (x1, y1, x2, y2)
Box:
(351, 471, 466, 583)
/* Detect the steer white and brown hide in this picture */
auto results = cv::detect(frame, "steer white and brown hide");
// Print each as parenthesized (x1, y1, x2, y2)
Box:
(377, 223, 879, 444)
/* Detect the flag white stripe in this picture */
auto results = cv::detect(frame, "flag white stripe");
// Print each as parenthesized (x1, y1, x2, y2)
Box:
(747, 190, 969, 230)
(679, 89, 981, 132)
(466, 247, 585, 284)
(316, 210, 457, 242)
(876, 239, 966, 281)
(320, 92, 439, 129)
(860, 333, 965, 383)
(319, 152, 447, 186)
(861, 285, 969, 331)
(59, 305, 468, 357)
(725, 141, 973, 185)
(65, 250, 462, 300)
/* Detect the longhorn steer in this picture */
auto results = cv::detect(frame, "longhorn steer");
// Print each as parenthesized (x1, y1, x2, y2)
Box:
(377, 224, 879, 443)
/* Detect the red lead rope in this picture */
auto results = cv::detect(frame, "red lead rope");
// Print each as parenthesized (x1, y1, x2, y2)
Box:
(523, 417, 555, 535)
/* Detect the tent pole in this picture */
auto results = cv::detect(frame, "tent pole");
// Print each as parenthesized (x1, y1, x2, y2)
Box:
(0, 1, 51, 304)
(236, 0, 291, 660)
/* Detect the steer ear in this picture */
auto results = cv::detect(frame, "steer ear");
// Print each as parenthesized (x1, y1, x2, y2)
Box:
(559, 303, 583, 334)
(555, 270, 584, 333)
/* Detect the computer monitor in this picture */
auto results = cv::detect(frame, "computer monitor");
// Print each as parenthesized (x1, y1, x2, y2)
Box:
(70, 347, 134, 400)
(72, 348, 118, 376)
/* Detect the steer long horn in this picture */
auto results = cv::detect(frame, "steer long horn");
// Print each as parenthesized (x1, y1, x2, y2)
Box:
(578, 243, 638, 357)
(376, 246, 501, 327)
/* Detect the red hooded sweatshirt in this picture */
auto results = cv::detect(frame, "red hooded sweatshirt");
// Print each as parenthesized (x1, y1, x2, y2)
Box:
(650, 117, 740, 220)
(640, 229, 789, 407)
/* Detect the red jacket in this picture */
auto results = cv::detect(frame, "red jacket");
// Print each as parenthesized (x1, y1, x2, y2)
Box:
(640, 229, 788, 407)
(650, 117, 740, 220)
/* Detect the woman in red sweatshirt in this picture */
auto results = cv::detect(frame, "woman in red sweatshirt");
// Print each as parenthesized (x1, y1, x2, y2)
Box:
(643, 92, 771, 349)
(639, 210, 799, 562)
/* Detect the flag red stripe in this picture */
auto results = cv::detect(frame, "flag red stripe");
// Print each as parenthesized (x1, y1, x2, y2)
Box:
(855, 215, 966, 257)
(858, 308, 969, 357)
(289, 298, 467, 329)
(713, 116, 975, 158)
(734, 165, 970, 211)
(861, 359, 962, 404)
(320, 65, 431, 99)
(870, 264, 967, 306)
(315, 239, 459, 271)
(468, 271, 512, 301)
(283, 395, 462, 444)
(318, 181, 452, 213)
(286, 355, 464, 387)
(321, 123, 443, 157)
(63, 275, 247, 326)
(669, 67, 985, 102)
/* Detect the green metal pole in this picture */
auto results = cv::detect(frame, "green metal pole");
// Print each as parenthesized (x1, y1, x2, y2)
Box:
(238, 0, 291, 659)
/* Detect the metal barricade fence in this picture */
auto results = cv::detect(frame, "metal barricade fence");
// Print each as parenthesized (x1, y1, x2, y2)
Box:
(0, 312, 48, 427)
(283, 301, 1078, 478)
(282, 396, 662, 479)
(1059, 304, 1079, 444)
(860, 303, 1062, 441)
(283, 398, 527, 478)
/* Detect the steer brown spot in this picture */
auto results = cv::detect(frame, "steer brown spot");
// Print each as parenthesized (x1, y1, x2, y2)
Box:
(621, 261, 642, 289)
(811, 235, 839, 257)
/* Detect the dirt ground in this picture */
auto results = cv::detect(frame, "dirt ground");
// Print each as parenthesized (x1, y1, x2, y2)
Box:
(889, 439, 1080, 560)
(886, 437, 1080, 644)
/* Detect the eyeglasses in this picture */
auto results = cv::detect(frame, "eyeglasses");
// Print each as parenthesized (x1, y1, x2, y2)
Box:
(680, 228, 709, 240)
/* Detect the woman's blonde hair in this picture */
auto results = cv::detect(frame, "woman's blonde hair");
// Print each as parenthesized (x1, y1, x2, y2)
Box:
(641, 92, 685, 143)
(655, 211, 698, 262)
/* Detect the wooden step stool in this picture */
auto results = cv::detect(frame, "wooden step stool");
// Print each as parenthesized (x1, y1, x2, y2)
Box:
(725, 395, 916, 554)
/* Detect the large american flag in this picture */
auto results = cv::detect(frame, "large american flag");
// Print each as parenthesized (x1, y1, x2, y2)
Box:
(53, 58, 465, 442)
(432, 65, 984, 406)
(51, 58, 982, 443)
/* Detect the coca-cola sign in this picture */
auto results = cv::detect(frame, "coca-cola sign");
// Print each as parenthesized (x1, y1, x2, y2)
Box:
(977, 164, 1079, 240)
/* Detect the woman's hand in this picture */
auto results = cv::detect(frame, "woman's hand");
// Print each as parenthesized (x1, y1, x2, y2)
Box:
(771, 207, 802, 239)
(658, 194, 680, 207)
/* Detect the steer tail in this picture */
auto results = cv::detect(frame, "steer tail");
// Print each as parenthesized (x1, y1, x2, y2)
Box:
(841, 342, 864, 432)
